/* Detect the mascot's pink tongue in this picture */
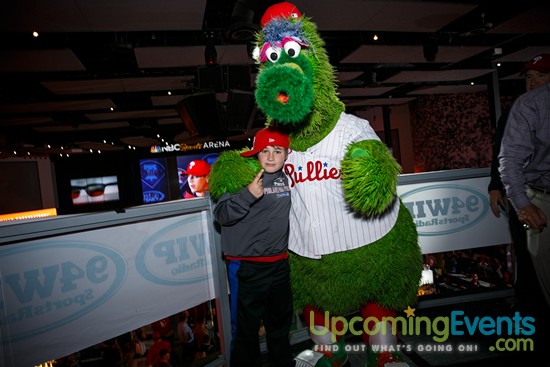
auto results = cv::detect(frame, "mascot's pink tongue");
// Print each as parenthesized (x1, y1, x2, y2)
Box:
(276, 92, 289, 104)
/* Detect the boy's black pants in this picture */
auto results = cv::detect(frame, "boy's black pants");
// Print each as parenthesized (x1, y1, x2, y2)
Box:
(228, 259, 294, 367)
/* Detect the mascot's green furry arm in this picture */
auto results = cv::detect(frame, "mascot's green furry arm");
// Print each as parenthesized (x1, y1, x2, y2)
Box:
(209, 2, 422, 365)
(342, 141, 401, 216)
(208, 150, 260, 198)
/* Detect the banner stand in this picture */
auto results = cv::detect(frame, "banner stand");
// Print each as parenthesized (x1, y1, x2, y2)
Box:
(0, 197, 231, 367)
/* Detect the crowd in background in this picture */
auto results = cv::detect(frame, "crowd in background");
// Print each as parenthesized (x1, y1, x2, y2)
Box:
(423, 244, 514, 292)
(54, 301, 218, 367)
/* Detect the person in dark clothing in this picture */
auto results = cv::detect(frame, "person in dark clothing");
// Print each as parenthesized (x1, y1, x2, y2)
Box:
(99, 338, 123, 367)
(499, 55, 550, 350)
(155, 348, 173, 367)
(177, 310, 195, 362)
(213, 127, 294, 367)
(489, 54, 550, 315)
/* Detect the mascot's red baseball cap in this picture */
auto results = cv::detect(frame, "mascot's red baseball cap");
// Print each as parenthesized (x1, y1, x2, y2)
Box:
(182, 160, 211, 176)
(241, 127, 290, 157)
(520, 54, 550, 75)
(260, 2, 302, 27)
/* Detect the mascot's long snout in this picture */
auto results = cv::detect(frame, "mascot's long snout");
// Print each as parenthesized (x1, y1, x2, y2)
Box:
(255, 61, 314, 125)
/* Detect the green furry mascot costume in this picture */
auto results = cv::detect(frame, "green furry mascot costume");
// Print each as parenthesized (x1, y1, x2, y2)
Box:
(209, 2, 422, 366)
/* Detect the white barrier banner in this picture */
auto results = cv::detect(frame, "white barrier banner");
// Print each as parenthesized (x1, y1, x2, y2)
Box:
(0, 211, 215, 367)
(398, 175, 510, 254)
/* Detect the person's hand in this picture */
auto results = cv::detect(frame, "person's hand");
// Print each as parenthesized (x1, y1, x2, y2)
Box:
(247, 169, 264, 198)
(517, 204, 548, 231)
(489, 190, 508, 218)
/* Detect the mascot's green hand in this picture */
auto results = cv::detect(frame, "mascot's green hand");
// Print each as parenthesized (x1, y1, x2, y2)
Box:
(341, 140, 401, 216)
(208, 150, 261, 201)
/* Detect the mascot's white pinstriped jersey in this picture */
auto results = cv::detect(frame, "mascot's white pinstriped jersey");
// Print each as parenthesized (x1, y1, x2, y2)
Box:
(285, 112, 400, 259)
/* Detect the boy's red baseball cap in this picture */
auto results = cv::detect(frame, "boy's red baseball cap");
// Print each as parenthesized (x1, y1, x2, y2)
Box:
(520, 54, 550, 75)
(240, 127, 290, 157)
(182, 160, 211, 176)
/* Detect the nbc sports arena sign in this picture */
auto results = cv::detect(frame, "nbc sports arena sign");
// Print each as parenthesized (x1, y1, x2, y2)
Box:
(397, 168, 510, 254)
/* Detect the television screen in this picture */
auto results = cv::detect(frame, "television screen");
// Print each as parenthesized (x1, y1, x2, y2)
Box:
(139, 157, 169, 204)
(70, 176, 120, 205)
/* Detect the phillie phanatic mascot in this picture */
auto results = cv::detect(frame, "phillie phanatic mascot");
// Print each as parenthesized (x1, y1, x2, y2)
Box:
(209, 2, 422, 366)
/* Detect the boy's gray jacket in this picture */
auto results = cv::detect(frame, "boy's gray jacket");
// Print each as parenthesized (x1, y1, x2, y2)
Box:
(213, 170, 291, 258)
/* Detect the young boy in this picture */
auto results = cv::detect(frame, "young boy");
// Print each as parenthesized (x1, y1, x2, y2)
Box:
(213, 127, 294, 367)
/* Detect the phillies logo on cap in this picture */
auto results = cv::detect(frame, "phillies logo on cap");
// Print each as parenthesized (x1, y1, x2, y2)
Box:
(260, 2, 302, 27)
(240, 127, 291, 157)
(521, 54, 550, 75)
(182, 160, 211, 176)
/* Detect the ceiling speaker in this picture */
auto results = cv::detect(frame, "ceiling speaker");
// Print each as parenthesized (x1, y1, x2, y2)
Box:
(175, 92, 222, 136)
(224, 89, 256, 132)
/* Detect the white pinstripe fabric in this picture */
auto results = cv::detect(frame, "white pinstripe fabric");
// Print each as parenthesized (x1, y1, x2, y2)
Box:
(285, 112, 399, 259)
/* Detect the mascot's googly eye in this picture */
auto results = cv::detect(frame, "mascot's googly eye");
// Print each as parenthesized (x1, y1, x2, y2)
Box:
(265, 46, 281, 63)
(283, 40, 301, 58)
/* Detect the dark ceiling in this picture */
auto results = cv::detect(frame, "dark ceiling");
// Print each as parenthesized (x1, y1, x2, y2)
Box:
(1, 1, 550, 157)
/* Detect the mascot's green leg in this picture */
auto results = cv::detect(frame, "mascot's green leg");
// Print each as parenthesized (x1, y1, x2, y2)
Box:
(294, 338, 349, 367)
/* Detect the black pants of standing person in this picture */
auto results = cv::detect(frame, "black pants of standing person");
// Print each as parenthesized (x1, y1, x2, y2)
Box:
(509, 208, 547, 313)
(229, 259, 294, 367)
